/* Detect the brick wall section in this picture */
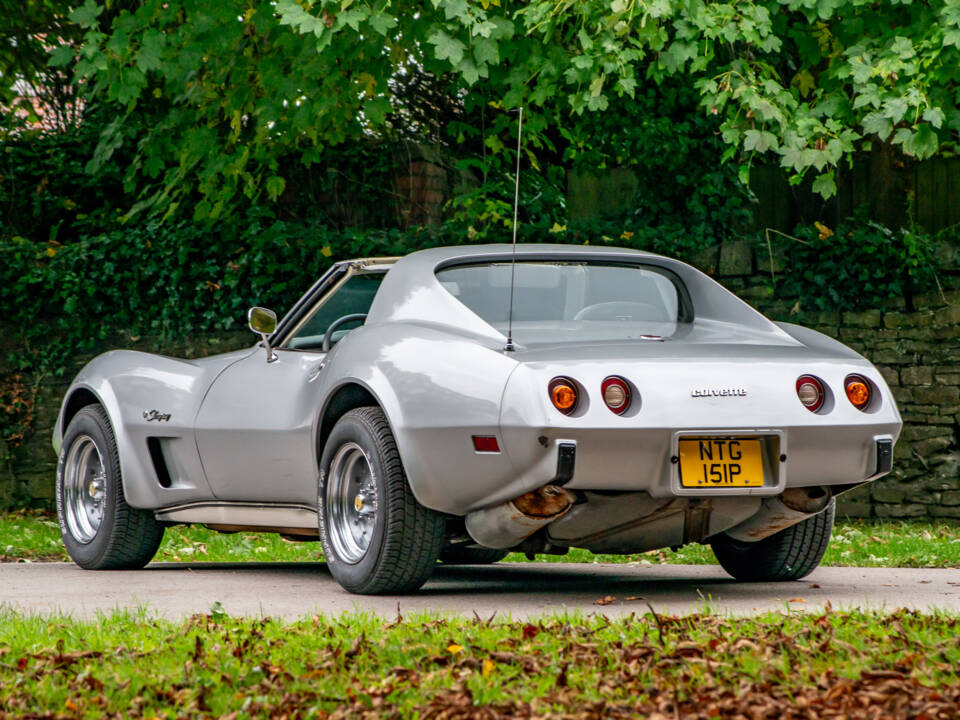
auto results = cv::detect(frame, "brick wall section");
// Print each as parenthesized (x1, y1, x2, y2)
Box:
(395, 161, 446, 226)
(702, 238, 960, 519)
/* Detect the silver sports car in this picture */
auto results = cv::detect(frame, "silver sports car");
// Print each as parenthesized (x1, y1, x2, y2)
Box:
(53, 244, 901, 594)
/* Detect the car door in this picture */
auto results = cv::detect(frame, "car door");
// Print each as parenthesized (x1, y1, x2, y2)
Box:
(194, 269, 387, 503)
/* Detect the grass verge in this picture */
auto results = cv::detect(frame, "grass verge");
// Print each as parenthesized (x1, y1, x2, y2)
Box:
(3, 510, 959, 568)
(0, 608, 958, 718)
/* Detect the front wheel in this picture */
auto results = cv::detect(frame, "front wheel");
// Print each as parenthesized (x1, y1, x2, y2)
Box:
(318, 407, 445, 594)
(710, 500, 835, 581)
(56, 405, 164, 569)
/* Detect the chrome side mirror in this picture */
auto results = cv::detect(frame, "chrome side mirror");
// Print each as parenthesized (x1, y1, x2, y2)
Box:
(248, 307, 278, 363)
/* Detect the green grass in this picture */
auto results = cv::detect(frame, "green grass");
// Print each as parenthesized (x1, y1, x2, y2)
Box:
(505, 519, 960, 568)
(0, 608, 957, 717)
(3, 510, 959, 568)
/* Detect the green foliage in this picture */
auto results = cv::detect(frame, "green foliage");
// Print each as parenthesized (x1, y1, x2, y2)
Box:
(61, 0, 960, 224)
(0, 1, 84, 128)
(0, 110, 127, 243)
(777, 214, 941, 311)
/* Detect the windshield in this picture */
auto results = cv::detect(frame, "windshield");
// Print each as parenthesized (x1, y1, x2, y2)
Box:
(435, 261, 690, 345)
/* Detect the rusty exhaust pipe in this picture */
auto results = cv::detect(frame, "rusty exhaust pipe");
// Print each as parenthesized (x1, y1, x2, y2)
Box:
(724, 486, 832, 542)
(465, 485, 576, 550)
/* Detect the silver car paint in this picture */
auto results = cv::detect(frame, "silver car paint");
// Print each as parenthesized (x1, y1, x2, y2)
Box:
(194, 347, 328, 502)
(52, 348, 254, 507)
(53, 244, 901, 526)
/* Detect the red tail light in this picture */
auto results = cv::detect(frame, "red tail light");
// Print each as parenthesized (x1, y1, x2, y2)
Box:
(796, 375, 824, 412)
(601, 376, 631, 414)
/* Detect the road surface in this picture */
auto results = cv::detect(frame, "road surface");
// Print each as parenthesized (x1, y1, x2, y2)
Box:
(3, 562, 958, 619)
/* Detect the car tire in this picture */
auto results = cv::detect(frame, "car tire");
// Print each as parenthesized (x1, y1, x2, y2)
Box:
(318, 406, 445, 594)
(710, 499, 835, 581)
(56, 405, 164, 569)
(439, 546, 508, 565)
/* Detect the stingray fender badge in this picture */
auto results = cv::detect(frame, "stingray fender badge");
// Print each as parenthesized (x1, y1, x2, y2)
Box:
(691, 388, 747, 398)
(143, 410, 171, 422)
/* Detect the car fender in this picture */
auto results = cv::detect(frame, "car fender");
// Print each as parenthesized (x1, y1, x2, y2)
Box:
(54, 348, 252, 508)
(318, 322, 520, 514)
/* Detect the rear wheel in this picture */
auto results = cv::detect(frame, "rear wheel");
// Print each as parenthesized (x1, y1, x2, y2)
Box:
(440, 545, 508, 565)
(56, 405, 164, 569)
(318, 407, 445, 594)
(710, 500, 835, 581)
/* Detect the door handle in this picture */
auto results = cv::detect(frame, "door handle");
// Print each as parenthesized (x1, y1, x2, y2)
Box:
(307, 361, 325, 383)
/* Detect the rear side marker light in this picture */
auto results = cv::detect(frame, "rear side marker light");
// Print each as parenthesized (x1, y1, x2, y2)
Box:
(601, 376, 631, 414)
(845, 374, 871, 411)
(472, 436, 500, 453)
(548, 377, 579, 415)
(796, 375, 824, 412)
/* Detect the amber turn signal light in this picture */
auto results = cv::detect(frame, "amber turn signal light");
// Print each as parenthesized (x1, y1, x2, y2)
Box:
(548, 377, 579, 415)
(845, 374, 871, 410)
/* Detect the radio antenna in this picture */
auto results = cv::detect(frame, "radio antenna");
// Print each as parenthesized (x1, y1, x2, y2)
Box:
(504, 106, 523, 352)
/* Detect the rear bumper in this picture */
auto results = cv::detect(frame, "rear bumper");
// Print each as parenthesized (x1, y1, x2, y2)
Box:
(409, 417, 900, 516)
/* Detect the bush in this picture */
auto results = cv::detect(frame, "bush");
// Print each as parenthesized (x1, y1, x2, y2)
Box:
(776, 215, 941, 311)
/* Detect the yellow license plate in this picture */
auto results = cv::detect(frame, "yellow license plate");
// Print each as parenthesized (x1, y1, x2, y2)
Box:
(678, 438, 765, 488)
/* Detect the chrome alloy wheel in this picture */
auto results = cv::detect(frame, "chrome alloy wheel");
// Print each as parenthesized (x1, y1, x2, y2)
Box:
(326, 442, 379, 564)
(62, 435, 107, 544)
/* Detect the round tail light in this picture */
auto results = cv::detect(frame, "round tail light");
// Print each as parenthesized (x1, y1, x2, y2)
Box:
(601, 376, 631, 414)
(845, 374, 871, 410)
(796, 375, 824, 412)
(548, 377, 579, 415)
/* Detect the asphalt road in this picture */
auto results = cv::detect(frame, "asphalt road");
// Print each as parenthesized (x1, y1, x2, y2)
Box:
(3, 562, 959, 619)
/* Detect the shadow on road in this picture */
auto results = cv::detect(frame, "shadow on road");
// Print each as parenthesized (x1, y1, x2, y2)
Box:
(142, 561, 781, 603)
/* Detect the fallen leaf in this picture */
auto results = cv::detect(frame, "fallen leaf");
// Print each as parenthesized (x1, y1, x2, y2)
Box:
(789, 597, 806, 603)
(481, 658, 494, 677)
(446, 644, 463, 654)
(595, 596, 615, 606)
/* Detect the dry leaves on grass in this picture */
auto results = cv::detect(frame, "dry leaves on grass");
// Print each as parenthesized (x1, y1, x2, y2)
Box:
(1, 609, 958, 720)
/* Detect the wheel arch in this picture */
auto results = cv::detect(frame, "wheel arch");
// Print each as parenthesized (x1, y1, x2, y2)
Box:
(317, 381, 385, 462)
(61, 386, 104, 437)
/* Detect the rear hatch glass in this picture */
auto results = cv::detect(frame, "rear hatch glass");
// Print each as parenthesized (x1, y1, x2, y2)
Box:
(436, 261, 692, 346)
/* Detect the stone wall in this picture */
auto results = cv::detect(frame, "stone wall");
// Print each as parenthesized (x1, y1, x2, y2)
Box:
(701, 238, 960, 519)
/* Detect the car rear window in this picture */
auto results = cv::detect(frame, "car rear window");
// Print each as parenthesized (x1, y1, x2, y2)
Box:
(435, 261, 691, 345)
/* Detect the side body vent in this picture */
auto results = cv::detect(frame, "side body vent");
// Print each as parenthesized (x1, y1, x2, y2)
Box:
(146, 437, 173, 488)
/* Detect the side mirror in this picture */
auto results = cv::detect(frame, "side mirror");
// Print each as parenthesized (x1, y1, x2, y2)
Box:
(248, 307, 278, 363)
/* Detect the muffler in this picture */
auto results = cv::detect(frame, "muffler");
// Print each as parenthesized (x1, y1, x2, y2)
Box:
(724, 486, 832, 542)
(465, 485, 576, 550)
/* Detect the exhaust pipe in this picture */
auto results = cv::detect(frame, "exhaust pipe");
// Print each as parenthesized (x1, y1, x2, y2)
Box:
(724, 486, 832, 542)
(465, 485, 576, 550)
